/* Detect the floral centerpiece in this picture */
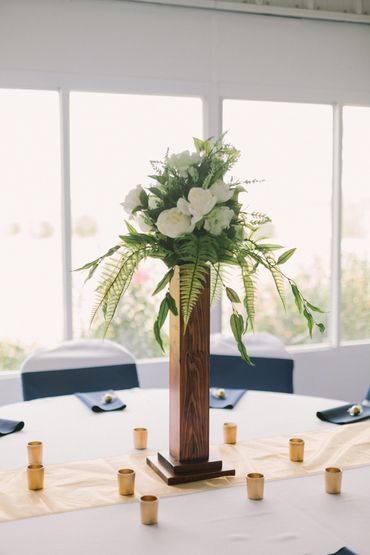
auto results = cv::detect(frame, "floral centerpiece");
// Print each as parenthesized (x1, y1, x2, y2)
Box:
(78, 134, 324, 361)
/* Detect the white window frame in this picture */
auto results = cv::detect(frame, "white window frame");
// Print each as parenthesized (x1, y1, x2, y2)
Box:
(0, 76, 369, 361)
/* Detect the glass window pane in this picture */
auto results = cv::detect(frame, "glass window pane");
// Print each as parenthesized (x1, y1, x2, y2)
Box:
(0, 89, 63, 369)
(342, 106, 370, 341)
(71, 92, 203, 357)
(222, 100, 332, 345)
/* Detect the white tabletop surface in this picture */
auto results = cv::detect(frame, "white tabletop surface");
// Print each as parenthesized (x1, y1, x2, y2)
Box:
(0, 389, 367, 555)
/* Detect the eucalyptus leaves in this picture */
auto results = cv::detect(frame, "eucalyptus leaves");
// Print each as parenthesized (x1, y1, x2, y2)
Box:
(77, 135, 325, 363)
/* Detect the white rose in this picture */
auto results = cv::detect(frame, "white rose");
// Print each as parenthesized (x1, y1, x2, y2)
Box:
(121, 185, 144, 215)
(209, 180, 233, 203)
(167, 150, 201, 176)
(136, 213, 153, 233)
(204, 206, 234, 236)
(177, 197, 191, 215)
(156, 207, 194, 238)
(177, 187, 217, 225)
(148, 196, 160, 210)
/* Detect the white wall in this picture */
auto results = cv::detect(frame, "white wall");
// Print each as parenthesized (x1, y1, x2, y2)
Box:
(1, 0, 369, 102)
(0, 0, 369, 405)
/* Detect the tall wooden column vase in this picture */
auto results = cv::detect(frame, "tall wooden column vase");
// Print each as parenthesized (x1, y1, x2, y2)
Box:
(147, 266, 235, 485)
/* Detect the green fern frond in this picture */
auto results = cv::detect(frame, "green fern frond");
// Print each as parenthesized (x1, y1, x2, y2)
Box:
(91, 246, 152, 332)
(239, 259, 256, 330)
(180, 263, 209, 329)
(210, 263, 223, 307)
(176, 235, 218, 328)
(266, 254, 286, 309)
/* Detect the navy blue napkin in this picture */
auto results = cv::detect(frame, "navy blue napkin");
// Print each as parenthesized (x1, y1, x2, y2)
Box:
(209, 388, 246, 409)
(316, 403, 370, 425)
(75, 390, 126, 412)
(329, 548, 358, 555)
(0, 418, 24, 437)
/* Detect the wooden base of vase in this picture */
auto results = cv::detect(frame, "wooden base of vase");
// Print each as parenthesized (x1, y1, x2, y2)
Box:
(147, 452, 235, 485)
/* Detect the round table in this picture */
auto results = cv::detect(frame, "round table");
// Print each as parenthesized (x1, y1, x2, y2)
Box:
(0, 389, 368, 555)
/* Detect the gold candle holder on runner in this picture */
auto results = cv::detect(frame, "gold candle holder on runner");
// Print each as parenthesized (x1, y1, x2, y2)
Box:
(117, 468, 135, 496)
(223, 422, 237, 445)
(27, 464, 44, 491)
(246, 472, 264, 500)
(289, 438, 305, 462)
(133, 428, 148, 450)
(325, 467, 342, 494)
(27, 441, 43, 465)
(140, 495, 158, 525)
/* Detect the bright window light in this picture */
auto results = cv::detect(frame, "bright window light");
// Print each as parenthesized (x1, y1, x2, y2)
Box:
(70, 92, 203, 357)
(342, 106, 370, 341)
(0, 89, 63, 369)
(222, 99, 332, 345)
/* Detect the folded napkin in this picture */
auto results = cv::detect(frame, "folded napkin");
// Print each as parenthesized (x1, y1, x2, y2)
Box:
(0, 418, 25, 437)
(75, 390, 126, 413)
(209, 388, 246, 409)
(317, 403, 370, 425)
(329, 548, 358, 555)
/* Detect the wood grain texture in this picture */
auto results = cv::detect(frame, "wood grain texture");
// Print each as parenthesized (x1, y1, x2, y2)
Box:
(146, 455, 235, 485)
(169, 266, 210, 463)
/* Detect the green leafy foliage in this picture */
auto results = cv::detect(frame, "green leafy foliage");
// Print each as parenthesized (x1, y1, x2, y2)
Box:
(239, 259, 256, 330)
(152, 269, 174, 296)
(76, 134, 326, 363)
(226, 287, 241, 304)
(277, 248, 296, 265)
(210, 263, 223, 307)
(176, 235, 218, 328)
(230, 312, 252, 365)
(91, 246, 153, 334)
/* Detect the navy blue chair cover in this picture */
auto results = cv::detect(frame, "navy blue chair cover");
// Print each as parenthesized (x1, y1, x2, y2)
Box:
(21, 340, 139, 401)
(210, 355, 293, 393)
(210, 333, 294, 394)
(22, 363, 139, 401)
(364, 386, 370, 402)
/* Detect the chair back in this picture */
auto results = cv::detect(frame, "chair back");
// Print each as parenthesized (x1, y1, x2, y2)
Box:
(210, 333, 294, 393)
(21, 339, 139, 401)
(363, 386, 370, 404)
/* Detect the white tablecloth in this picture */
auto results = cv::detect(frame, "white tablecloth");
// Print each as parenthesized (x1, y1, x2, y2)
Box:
(0, 389, 367, 554)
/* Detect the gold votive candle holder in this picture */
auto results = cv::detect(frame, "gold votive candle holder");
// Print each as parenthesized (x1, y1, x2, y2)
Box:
(27, 464, 44, 490)
(223, 422, 237, 444)
(289, 438, 305, 462)
(27, 441, 43, 465)
(117, 468, 135, 496)
(133, 428, 148, 450)
(140, 495, 158, 525)
(246, 472, 264, 500)
(325, 467, 342, 494)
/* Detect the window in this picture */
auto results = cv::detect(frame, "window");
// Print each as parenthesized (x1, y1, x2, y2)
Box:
(0, 89, 63, 369)
(222, 100, 332, 345)
(342, 106, 370, 341)
(70, 92, 203, 358)
(1, 88, 369, 372)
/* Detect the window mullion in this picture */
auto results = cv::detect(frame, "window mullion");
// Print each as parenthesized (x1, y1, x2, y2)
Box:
(330, 103, 343, 348)
(204, 91, 223, 334)
(60, 89, 73, 340)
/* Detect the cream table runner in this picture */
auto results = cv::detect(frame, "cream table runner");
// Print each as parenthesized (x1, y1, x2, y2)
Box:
(1, 420, 369, 523)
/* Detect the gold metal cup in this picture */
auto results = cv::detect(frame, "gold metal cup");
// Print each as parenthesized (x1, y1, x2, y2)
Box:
(27, 464, 44, 490)
(223, 422, 237, 444)
(289, 438, 305, 462)
(140, 495, 158, 525)
(325, 467, 342, 494)
(246, 472, 264, 500)
(27, 441, 43, 465)
(117, 468, 135, 496)
(133, 428, 148, 450)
